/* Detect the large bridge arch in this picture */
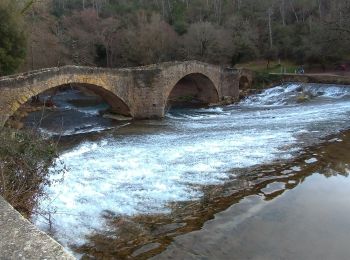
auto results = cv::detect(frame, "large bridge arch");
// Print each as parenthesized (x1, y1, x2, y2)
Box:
(0, 68, 134, 126)
(54, 83, 131, 116)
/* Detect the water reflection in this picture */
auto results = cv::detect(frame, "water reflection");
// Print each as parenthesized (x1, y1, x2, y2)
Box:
(156, 173, 350, 260)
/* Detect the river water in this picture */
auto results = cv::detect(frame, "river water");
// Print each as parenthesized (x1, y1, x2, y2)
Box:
(28, 83, 350, 259)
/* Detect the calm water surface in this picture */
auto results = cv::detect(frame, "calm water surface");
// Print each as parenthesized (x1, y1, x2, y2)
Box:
(154, 133, 350, 260)
(27, 83, 350, 259)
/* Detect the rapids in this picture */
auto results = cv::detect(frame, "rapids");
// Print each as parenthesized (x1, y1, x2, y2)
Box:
(30, 83, 350, 256)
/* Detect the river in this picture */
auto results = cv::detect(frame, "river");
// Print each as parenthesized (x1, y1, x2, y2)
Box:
(27, 83, 350, 259)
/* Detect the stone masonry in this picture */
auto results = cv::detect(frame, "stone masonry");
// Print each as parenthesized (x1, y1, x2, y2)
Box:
(0, 61, 252, 126)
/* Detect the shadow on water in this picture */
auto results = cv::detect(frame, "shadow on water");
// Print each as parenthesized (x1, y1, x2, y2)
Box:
(73, 130, 350, 259)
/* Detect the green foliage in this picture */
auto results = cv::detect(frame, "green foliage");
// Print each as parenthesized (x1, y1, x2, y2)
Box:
(169, 1, 187, 34)
(100, 2, 134, 16)
(253, 72, 284, 89)
(21, 0, 37, 15)
(0, 128, 63, 217)
(176, 95, 195, 102)
(0, 0, 26, 75)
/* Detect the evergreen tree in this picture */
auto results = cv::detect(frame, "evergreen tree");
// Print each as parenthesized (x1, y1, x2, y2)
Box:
(0, 0, 26, 75)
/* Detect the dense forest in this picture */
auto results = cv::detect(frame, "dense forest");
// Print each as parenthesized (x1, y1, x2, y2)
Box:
(1, 0, 350, 75)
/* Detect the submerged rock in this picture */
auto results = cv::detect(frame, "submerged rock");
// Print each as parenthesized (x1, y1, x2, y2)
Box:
(103, 113, 133, 121)
(131, 242, 161, 257)
(209, 96, 235, 106)
(296, 93, 311, 103)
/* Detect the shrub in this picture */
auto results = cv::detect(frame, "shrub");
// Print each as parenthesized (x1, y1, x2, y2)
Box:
(0, 127, 63, 217)
(253, 72, 283, 89)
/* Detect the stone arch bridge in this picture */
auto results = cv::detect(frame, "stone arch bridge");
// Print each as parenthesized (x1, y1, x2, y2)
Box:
(0, 61, 253, 126)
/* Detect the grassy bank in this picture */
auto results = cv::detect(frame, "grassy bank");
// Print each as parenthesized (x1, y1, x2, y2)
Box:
(235, 60, 297, 89)
(236, 60, 298, 74)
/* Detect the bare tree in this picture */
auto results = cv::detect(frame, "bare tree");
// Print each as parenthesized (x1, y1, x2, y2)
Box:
(267, 7, 274, 49)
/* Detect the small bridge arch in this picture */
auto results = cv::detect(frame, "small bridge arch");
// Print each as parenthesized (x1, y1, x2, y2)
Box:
(239, 76, 250, 90)
(237, 69, 254, 91)
(157, 61, 222, 115)
(166, 72, 220, 108)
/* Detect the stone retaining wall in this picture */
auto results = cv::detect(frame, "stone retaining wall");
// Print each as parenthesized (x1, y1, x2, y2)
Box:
(0, 196, 74, 259)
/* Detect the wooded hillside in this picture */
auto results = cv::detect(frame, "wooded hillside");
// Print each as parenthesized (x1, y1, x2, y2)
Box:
(11, 0, 350, 71)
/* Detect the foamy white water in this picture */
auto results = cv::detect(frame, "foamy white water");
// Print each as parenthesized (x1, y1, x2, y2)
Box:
(243, 83, 350, 106)
(33, 83, 350, 249)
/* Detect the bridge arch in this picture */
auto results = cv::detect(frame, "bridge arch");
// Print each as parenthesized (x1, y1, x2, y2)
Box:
(60, 83, 131, 116)
(166, 73, 220, 108)
(2, 72, 133, 126)
(239, 75, 251, 90)
(162, 64, 221, 112)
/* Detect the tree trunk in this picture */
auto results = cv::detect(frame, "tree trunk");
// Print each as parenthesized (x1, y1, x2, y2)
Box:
(280, 0, 286, 26)
(268, 8, 273, 49)
(288, 0, 299, 23)
(318, 0, 322, 19)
